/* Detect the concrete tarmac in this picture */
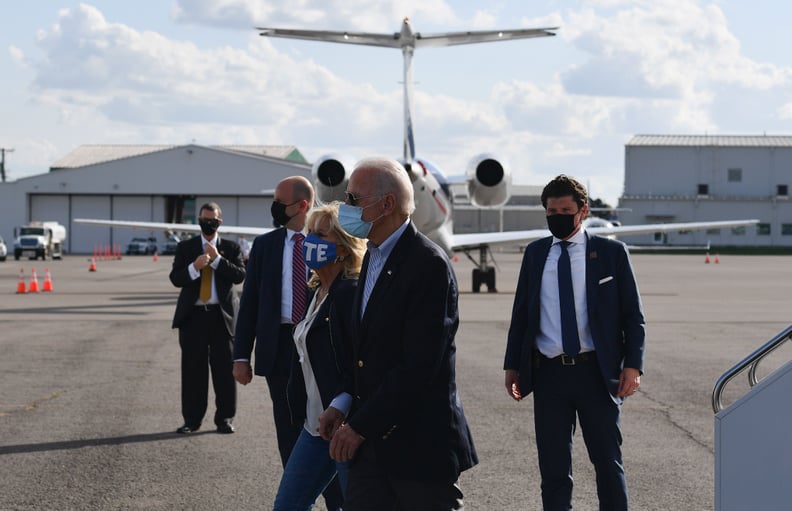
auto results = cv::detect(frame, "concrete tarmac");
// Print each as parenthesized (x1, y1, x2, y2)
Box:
(1, 251, 790, 510)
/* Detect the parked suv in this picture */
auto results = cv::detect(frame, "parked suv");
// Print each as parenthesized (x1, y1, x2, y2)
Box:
(158, 233, 181, 255)
(126, 236, 158, 255)
(0, 235, 7, 261)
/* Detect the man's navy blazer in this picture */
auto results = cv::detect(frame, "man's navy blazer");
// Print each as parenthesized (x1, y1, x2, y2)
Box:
(504, 233, 646, 403)
(169, 235, 246, 335)
(345, 222, 478, 484)
(234, 228, 310, 377)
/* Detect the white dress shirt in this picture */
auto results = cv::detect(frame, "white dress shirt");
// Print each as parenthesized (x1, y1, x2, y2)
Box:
(535, 228, 595, 358)
(188, 234, 222, 305)
(293, 292, 352, 435)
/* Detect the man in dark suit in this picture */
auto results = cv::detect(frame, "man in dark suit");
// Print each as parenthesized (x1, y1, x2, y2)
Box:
(170, 201, 246, 434)
(504, 175, 646, 511)
(321, 157, 478, 510)
(232, 176, 343, 510)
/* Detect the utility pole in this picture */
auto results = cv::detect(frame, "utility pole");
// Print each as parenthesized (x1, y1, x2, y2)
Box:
(0, 147, 14, 183)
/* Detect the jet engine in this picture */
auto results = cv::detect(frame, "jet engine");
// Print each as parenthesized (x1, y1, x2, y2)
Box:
(312, 154, 351, 203)
(465, 153, 511, 207)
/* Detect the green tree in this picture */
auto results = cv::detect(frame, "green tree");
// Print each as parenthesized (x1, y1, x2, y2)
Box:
(588, 198, 615, 219)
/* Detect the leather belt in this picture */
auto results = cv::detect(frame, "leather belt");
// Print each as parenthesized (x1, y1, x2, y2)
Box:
(195, 304, 221, 311)
(537, 351, 596, 366)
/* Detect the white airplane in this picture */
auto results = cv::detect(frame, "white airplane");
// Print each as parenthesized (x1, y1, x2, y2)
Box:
(76, 19, 759, 292)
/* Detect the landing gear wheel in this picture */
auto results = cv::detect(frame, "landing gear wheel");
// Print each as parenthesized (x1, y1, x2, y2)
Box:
(485, 267, 497, 293)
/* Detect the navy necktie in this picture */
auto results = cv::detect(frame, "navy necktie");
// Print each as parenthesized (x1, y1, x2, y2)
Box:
(558, 241, 581, 357)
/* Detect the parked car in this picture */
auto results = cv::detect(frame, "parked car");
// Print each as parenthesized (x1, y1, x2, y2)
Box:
(158, 232, 181, 255)
(0, 235, 7, 261)
(126, 236, 158, 255)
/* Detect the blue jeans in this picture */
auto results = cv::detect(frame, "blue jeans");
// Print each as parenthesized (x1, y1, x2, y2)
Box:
(273, 428, 349, 511)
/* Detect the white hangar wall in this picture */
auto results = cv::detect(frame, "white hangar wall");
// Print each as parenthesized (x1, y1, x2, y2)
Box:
(618, 135, 792, 247)
(0, 144, 311, 255)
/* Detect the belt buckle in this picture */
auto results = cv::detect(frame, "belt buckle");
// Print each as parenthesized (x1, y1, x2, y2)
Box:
(201, 304, 214, 311)
(560, 354, 576, 366)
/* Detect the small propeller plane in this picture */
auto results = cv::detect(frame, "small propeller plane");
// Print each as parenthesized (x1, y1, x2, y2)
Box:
(76, 19, 759, 292)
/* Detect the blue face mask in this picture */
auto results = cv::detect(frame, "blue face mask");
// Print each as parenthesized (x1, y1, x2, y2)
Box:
(302, 233, 337, 270)
(338, 203, 377, 239)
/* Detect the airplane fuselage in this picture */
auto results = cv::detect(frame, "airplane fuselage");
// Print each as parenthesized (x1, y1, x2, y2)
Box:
(403, 158, 455, 255)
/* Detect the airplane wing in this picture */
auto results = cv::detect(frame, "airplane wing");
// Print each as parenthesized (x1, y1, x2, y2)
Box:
(77, 218, 759, 249)
(256, 25, 557, 50)
(411, 28, 558, 48)
(450, 219, 760, 251)
(74, 219, 272, 237)
(256, 28, 404, 48)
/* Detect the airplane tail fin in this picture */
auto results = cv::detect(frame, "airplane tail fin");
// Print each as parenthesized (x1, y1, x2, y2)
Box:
(402, 46, 416, 164)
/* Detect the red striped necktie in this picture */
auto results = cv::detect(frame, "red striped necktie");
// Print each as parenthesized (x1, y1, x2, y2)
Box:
(291, 233, 307, 324)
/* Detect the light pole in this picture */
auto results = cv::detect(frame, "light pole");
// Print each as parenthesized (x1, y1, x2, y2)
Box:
(0, 147, 14, 182)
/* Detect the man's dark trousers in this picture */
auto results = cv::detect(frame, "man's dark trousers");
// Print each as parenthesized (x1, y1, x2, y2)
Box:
(179, 307, 236, 427)
(533, 355, 627, 511)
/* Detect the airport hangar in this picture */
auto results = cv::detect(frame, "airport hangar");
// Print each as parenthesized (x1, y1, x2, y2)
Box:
(616, 134, 792, 247)
(0, 144, 313, 255)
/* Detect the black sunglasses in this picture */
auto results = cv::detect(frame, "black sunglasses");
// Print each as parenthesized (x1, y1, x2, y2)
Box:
(344, 191, 381, 207)
(199, 218, 220, 228)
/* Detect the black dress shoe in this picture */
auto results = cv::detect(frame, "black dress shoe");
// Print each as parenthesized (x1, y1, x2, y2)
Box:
(176, 424, 200, 434)
(216, 421, 235, 434)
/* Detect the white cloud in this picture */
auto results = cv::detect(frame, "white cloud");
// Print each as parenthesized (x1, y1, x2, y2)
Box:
(9, 0, 792, 207)
(25, 4, 390, 133)
(560, 1, 792, 101)
(172, 0, 458, 29)
(8, 45, 25, 64)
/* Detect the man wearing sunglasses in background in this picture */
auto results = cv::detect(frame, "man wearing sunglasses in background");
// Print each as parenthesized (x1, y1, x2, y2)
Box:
(170, 202, 246, 435)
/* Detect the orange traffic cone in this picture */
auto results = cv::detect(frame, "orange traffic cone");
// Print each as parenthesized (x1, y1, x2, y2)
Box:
(28, 268, 40, 293)
(715, 253, 720, 264)
(89, 257, 97, 272)
(705, 252, 711, 264)
(16, 268, 26, 294)
(153, 251, 159, 262)
(42, 268, 53, 292)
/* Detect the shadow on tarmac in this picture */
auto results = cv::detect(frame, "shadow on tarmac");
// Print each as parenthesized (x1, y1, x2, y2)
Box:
(0, 431, 208, 455)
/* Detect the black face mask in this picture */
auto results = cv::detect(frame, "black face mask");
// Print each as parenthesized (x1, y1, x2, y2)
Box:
(198, 218, 220, 236)
(546, 213, 577, 240)
(271, 201, 296, 227)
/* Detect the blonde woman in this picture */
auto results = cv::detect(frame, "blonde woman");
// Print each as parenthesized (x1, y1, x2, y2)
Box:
(273, 202, 366, 511)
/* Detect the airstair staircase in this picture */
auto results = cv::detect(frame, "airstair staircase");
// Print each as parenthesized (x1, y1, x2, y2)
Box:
(712, 325, 792, 510)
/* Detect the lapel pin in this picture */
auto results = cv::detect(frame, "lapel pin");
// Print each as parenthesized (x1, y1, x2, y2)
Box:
(387, 270, 393, 275)
(590, 251, 598, 259)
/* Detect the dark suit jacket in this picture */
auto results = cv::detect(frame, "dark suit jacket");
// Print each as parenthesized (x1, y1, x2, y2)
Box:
(504, 232, 646, 403)
(345, 222, 478, 484)
(234, 228, 310, 377)
(169, 235, 246, 335)
(286, 275, 357, 426)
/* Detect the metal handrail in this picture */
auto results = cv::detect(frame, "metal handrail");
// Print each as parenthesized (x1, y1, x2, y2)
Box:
(711, 324, 792, 413)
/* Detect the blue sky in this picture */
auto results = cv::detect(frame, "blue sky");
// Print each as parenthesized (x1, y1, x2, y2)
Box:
(3, 0, 791, 205)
